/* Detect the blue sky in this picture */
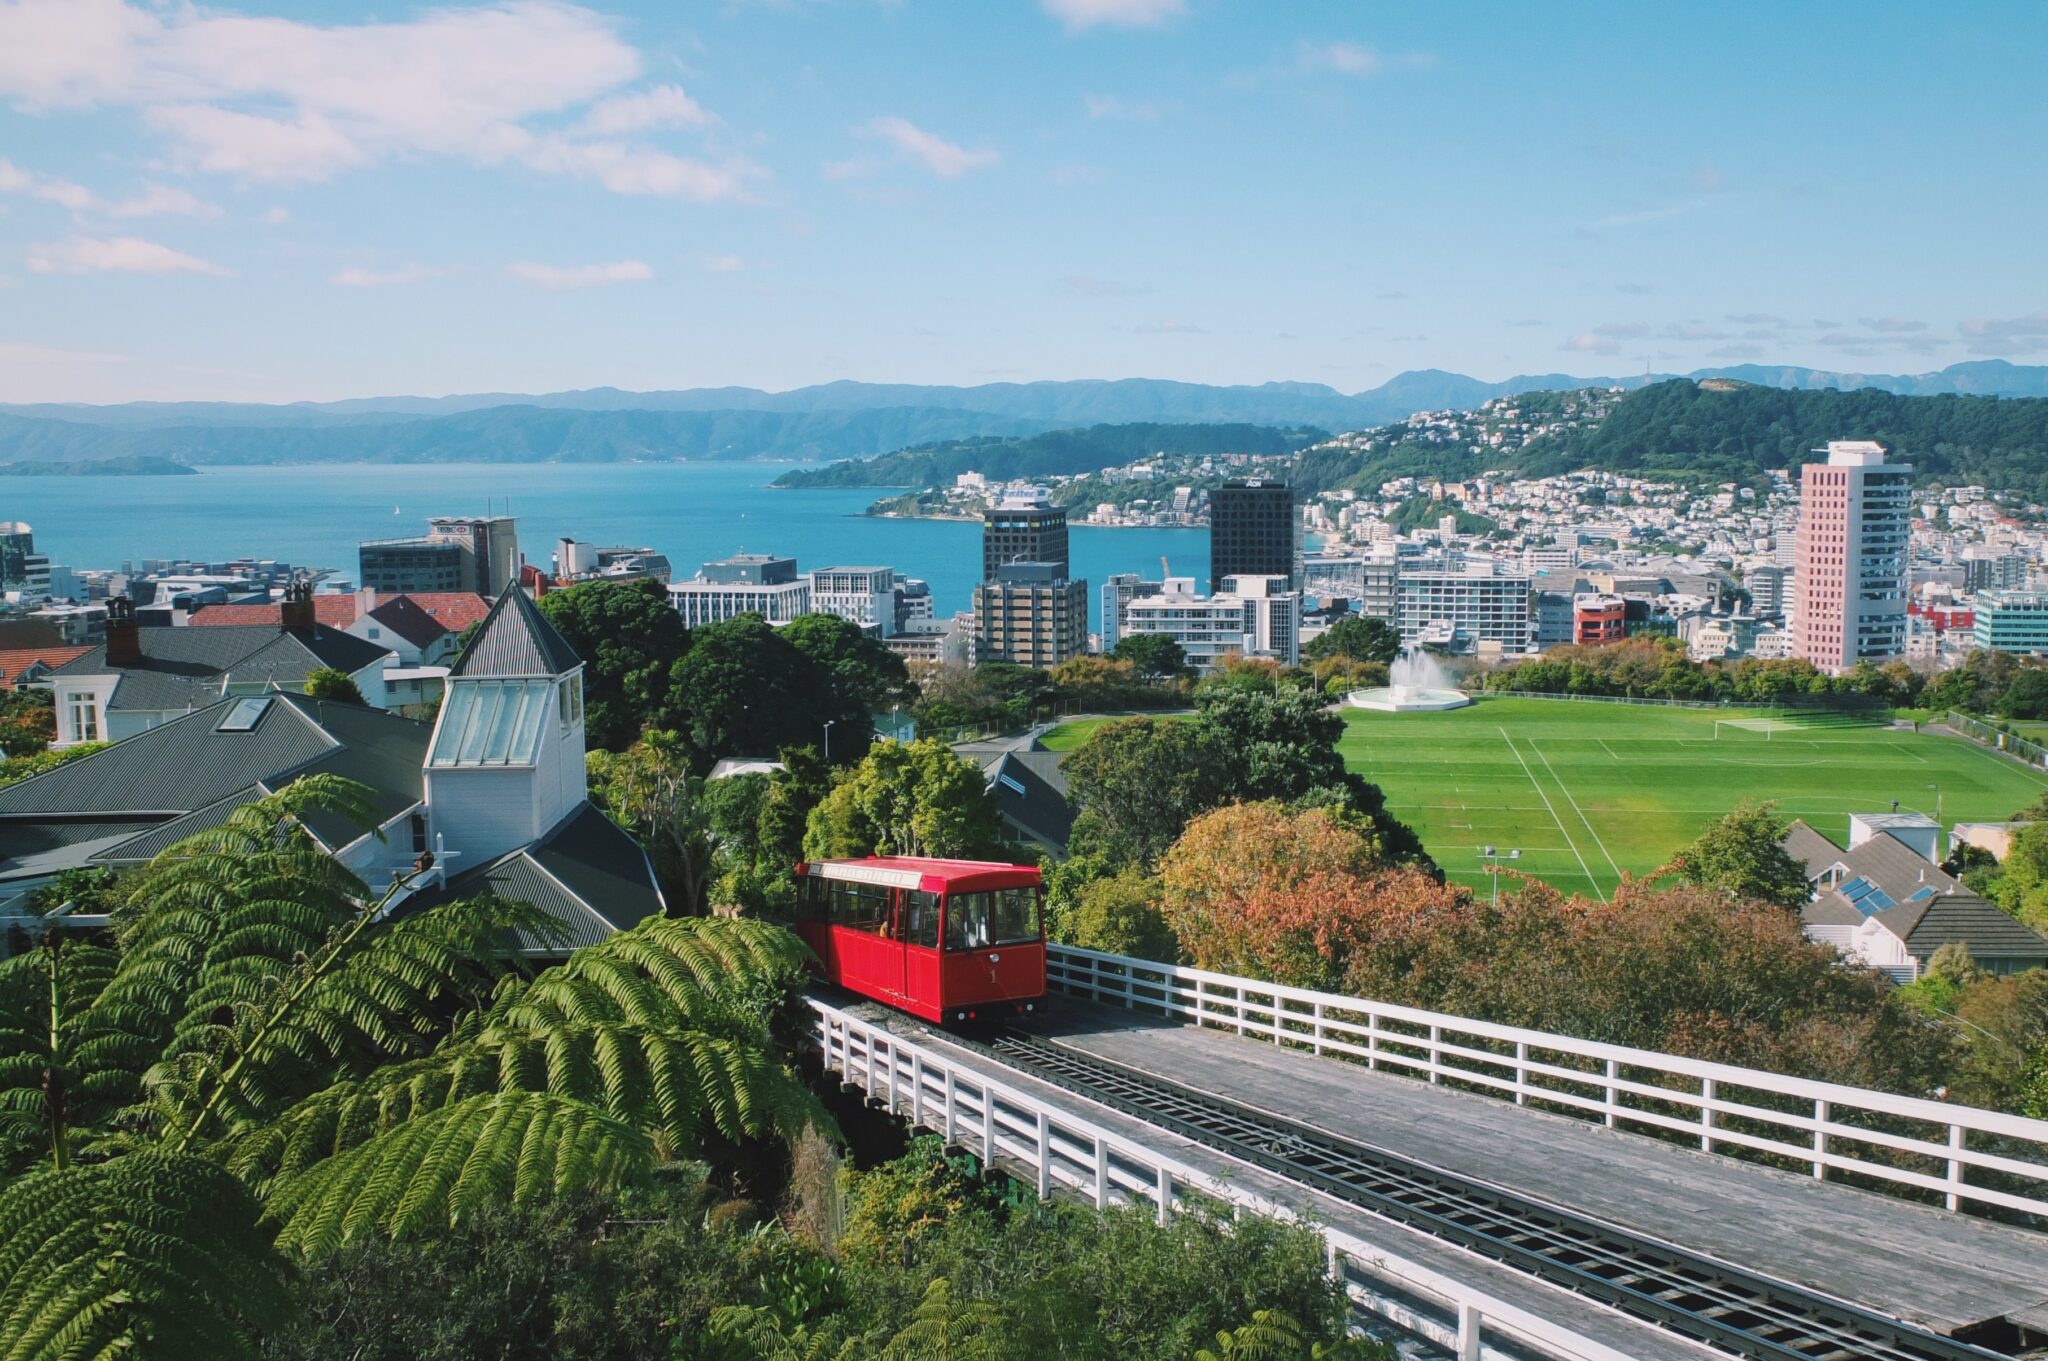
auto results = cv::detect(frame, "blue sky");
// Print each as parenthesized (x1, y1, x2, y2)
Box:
(0, 0, 2043, 403)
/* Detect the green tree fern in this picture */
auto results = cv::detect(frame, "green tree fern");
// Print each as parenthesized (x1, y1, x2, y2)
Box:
(0, 775, 825, 1357)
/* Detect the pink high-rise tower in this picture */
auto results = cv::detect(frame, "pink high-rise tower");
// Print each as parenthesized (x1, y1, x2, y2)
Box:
(1793, 440, 1912, 673)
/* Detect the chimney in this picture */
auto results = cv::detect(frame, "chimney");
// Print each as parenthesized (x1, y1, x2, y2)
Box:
(105, 596, 141, 667)
(279, 578, 315, 631)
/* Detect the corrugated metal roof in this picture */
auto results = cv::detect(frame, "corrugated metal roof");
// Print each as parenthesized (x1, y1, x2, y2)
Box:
(449, 585, 581, 678)
(1888, 893, 2048, 960)
(55, 625, 393, 712)
(429, 802, 662, 953)
(1780, 819, 1844, 880)
(90, 787, 266, 864)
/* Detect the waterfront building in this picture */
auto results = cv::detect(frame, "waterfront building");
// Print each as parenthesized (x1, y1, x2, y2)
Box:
(972, 563, 1087, 668)
(1972, 589, 2048, 657)
(982, 489, 1069, 578)
(809, 566, 897, 633)
(553, 539, 672, 586)
(1209, 479, 1297, 593)
(668, 553, 812, 627)
(360, 514, 519, 596)
(1099, 572, 1163, 651)
(1121, 574, 1300, 670)
(1394, 566, 1532, 652)
(1793, 441, 1911, 672)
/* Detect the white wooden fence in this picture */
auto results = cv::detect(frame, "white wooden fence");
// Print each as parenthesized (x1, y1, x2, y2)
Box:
(1045, 945, 2048, 1221)
(810, 999, 1642, 1361)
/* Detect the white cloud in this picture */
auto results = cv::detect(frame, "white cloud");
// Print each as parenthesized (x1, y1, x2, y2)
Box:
(0, 1, 750, 201)
(1043, 0, 1184, 30)
(0, 340, 127, 364)
(1562, 332, 1620, 355)
(1300, 41, 1382, 76)
(507, 258, 653, 290)
(577, 84, 716, 135)
(704, 254, 743, 273)
(1958, 311, 2048, 355)
(332, 264, 440, 288)
(28, 234, 230, 276)
(862, 116, 998, 178)
(520, 135, 759, 201)
(0, 157, 96, 211)
(108, 183, 219, 218)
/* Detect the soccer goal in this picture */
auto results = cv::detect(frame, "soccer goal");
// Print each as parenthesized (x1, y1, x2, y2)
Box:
(1714, 717, 1789, 739)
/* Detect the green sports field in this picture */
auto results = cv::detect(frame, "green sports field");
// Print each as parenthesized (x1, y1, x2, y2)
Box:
(1037, 699, 2048, 898)
(1339, 699, 2047, 898)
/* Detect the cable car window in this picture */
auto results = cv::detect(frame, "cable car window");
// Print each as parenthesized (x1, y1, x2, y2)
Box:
(795, 874, 829, 922)
(902, 890, 940, 949)
(944, 888, 1042, 951)
(829, 880, 892, 934)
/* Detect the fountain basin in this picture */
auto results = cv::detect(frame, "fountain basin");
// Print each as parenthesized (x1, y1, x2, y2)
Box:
(1347, 683, 1471, 713)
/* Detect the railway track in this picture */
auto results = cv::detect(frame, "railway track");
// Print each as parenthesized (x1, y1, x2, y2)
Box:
(968, 1027, 2012, 1361)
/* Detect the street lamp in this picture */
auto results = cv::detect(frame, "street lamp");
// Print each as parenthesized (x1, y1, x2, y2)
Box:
(1478, 845, 1521, 907)
(823, 718, 839, 764)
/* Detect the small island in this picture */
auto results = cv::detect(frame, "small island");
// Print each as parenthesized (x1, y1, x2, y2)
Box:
(0, 456, 198, 476)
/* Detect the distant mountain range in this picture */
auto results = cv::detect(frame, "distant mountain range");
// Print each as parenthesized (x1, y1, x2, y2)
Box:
(2, 360, 2046, 466)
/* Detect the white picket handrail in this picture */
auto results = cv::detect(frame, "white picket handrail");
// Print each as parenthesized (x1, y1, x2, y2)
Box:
(809, 998, 1642, 1361)
(1044, 944, 2048, 1221)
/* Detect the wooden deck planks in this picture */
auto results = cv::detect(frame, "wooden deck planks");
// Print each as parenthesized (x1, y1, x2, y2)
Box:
(1027, 1004, 2048, 1337)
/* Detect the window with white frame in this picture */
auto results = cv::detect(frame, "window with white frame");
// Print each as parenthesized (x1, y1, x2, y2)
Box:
(66, 692, 100, 743)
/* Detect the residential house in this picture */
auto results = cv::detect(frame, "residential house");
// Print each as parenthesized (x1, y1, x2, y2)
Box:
(0, 584, 662, 956)
(1781, 815, 2048, 981)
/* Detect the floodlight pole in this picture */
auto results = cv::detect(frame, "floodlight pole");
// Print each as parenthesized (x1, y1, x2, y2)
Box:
(1478, 846, 1521, 908)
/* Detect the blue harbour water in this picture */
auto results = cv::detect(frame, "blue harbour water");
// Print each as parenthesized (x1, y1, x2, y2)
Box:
(0, 463, 1209, 634)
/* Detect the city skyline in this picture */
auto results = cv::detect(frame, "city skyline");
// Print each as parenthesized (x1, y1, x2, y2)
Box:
(0, 0, 2043, 404)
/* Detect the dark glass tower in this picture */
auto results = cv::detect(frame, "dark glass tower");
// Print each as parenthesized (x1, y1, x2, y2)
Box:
(1209, 480, 1296, 593)
(982, 493, 1069, 579)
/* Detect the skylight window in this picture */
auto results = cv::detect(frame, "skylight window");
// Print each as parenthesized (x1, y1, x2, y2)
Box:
(217, 696, 272, 732)
(428, 679, 551, 767)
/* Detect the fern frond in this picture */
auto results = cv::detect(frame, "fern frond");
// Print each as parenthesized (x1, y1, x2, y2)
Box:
(263, 1091, 653, 1256)
(0, 1151, 289, 1361)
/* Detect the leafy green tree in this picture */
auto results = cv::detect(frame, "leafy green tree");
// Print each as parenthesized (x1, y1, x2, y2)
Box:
(0, 776, 821, 1358)
(0, 742, 107, 791)
(303, 666, 367, 705)
(803, 740, 1000, 860)
(2000, 669, 2048, 721)
(783, 612, 916, 715)
(1670, 800, 1812, 908)
(1111, 632, 1190, 681)
(1195, 1310, 1394, 1361)
(1061, 716, 1237, 869)
(1303, 615, 1400, 666)
(673, 615, 840, 769)
(587, 730, 713, 913)
(1067, 867, 1177, 961)
(0, 688, 54, 756)
(537, 579, 692, 750)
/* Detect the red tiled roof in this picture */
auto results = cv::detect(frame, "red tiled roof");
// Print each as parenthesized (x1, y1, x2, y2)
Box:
(190, 591, 491, 633)
(0, 645, 94, 687)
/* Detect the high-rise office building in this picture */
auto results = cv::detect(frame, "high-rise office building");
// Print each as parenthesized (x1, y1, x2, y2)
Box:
(982, 490, 1069, 579)
(1209, 480, 1297, 593)
(668, 554, 811, 627)
(972, 563, 1087, 668)
(1793, 441, 1911, 672)
(0, 522, 36, 596)
(426, 516, 520, 596)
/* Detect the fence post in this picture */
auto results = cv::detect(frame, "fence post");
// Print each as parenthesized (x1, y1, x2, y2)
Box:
(1093, 1137, 1109, 1210)
(1036, 1110, 1052, 1200)
(982, 1084, 996, 1168)
(1155, 1164, 1173, 1226)
(1604, 1058, 1620, 1128)
(1457, 1302, 1482, 1361)
(1366, 1011, 1381, 1070)
(1946, 1123, 1966, 1211)
(863, 1026, 877, 1102)
(1235, 984, 1248, 1037)
(1312, 1001, 1326, 1057)
(1699, 1077, 1715, 1152)
(910, 1052, 924, 1129)
(1515, 1041, 1529, 1106)
(1812, 1099, 1828, 1181)
(1429, 1024, 1443, 1085)
(943, 1068, 957, 1148)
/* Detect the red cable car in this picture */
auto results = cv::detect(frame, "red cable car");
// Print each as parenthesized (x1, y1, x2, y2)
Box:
(793, 857, 1046, 1024)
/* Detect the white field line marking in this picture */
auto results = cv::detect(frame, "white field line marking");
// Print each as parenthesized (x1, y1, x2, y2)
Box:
(1884, 742, 1929, 765)
(1532, 738, 1625, 887)
(1597, 738, 1622, 760)
(1499, 727, 1605, 901)
(1938, 734, 2048, 787)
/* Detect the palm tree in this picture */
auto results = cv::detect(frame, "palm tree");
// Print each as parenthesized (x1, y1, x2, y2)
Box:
(0, 775, 824, 1360)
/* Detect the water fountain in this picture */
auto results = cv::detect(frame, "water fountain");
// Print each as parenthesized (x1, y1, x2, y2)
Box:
(1347, 646, 1472, 713)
